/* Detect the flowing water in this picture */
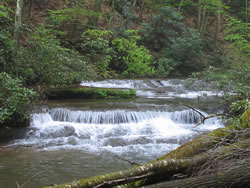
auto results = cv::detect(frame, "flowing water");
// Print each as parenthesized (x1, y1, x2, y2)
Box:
(0, 79, 225, 188)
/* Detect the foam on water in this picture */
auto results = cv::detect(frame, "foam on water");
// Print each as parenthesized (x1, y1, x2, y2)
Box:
(12, 108, 223, 159)
(81, 79, 224, 99)
(80, 80, 151, 89)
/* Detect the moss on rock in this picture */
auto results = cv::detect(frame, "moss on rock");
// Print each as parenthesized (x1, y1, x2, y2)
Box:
(240, 109, 250, 128)
(45, 86, 136, 100)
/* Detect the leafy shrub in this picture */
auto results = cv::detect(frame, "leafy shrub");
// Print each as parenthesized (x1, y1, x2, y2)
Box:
(47, 7, 100, 44)
(81, 29, 114, 78)
(155, 57, 177, 77)
(0, 4, 14, 72)
(141, 6, 183, 51)
(167, 29, 204, 74)
(111, 30, 154, 77)
(81, 29, 154, 78)
(141, 7, 204, 76)
(11, 25, 88, 86)
(230, 99, 250, 116)
(0, 73, 37, 126)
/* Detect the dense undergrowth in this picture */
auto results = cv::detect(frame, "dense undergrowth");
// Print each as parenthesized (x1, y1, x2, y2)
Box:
(0, 0, 249, 127)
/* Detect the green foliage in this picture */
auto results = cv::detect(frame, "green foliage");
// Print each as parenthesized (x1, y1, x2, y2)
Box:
(48, 8, 99, 23)
(230, 99, 250, 116)
(168, 29, 204, 74)
(11, 25, 88, 86)
(0, 4, 12, 21)
(155, 57, 176, 77)
(0, 4, 14, 72)
(111, 30, 154, 77)
(113, 0, 137, 27)
(81, 29, 114, 78)
(225, 17, 250, 58)
(0, 73, 37, 125)
(46, 87, 136, 99)
(141, 7, 204, 76)
(141, 6, 183, 51)
(81, 29, 154, 78)
(47, 6, 100, 45)
(226, 0, 249, 22)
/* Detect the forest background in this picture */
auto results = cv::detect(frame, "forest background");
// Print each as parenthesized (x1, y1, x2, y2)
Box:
(0, 0, 249, 128)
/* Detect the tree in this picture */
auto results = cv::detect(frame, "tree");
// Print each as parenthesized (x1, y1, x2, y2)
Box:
(14, 0, 24, 45)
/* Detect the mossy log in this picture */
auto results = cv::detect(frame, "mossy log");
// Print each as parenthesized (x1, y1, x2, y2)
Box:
(240, 109, 250, 128)
(159, 126, 234, 160)
(44, 87, 136, 100)
(154, 166, 250, 188)
(44, 155, 207, 188)
(159, 110, 250, 160)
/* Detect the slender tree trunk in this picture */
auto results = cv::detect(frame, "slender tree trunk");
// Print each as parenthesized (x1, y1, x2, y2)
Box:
(178, 0, 183, 12)
(14, 0, 24, 46)
(202, 11, 209, 35)
(246, 0, 248, 23)
(198, 0, 201, 29)
(213, 0, 221, 47)
(199, 6, 206, 33)
(108, 0, 115, 29)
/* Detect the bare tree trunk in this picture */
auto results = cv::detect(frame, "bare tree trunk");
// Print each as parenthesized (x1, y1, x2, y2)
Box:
(246, 0, 248, 23)
(199, 6, 206, 33)
(108, 0, 115, 29)
(202, 11, 209, 35)
(178, 0, 183, 12)
(14, 0, 24, 46)
(198, 0, 201, 29)
(213, 0, 221, 47)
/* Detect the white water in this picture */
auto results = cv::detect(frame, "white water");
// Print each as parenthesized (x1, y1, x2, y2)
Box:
(12, 107, 223, 159)
(81, 79, 224, 99)
(9, 79, 224, 160)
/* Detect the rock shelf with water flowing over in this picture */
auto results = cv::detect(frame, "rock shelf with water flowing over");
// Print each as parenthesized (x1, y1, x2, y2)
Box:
(1, 79, 226, 188)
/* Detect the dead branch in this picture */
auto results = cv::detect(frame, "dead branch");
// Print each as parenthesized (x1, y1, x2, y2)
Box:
(114, 154, 141, 166)
(93, 172, 153, 188)
(194, 113, 235, 127)
(16, 171, 46, 188)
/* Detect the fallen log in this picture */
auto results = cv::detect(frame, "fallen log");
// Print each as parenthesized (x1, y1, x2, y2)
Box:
(153, 166, 250, 188)
(44, 155, 207, 188)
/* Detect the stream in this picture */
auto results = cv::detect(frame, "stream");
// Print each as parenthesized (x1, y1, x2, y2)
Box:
(0, 79, 225, 188)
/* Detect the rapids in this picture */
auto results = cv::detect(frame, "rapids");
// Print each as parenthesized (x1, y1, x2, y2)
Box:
(0, 79, 225, 188)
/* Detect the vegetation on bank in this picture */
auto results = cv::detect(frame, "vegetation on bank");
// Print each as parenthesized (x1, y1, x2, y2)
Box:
(0, 1, 249, 126)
